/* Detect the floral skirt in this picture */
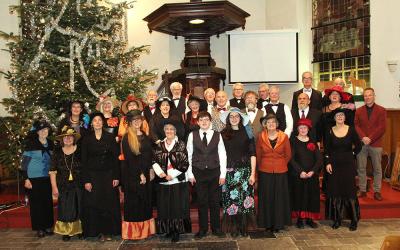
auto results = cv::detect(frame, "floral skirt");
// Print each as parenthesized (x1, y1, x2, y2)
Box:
(221, 165, 256, 233)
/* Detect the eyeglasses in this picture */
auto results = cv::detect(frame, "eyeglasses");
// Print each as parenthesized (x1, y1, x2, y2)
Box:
(234, 88, 243, 91)
(303, 77, 312, 80)
(199, 118, 210, 122)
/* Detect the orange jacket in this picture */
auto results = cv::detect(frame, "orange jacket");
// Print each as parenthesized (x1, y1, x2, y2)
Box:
(256, 130, 291, 173)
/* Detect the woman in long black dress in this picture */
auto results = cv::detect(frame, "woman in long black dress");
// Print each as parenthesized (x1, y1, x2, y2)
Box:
(149, 96, 185, 144)
(81, 112, 121, 241)
(219, 107, 256, 237)
(21, 120, 54, 238)
(120, 110, 155, 240)
(289, 118, 322, 229)
(324, 108, 361, 231)
(152, 119, 191, 243)
(50, 126, 83, 241)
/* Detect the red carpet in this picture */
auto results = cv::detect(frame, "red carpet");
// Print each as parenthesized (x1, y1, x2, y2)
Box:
(1, 181, 399, 229)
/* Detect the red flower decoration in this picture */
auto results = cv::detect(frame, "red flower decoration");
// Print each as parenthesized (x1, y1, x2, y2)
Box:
(307, 142, 316, 152)
(342, 93, 351, 102)
(107, 117, 119, 127)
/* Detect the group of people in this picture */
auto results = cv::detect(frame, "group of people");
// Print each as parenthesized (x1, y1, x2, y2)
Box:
(21, 71, 387, 243)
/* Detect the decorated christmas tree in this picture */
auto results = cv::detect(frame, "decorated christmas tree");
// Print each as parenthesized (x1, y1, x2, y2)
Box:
(0, 0, 156, 172)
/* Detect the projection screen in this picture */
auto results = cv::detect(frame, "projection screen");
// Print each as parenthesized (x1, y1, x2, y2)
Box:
(228, 30, 299, 84)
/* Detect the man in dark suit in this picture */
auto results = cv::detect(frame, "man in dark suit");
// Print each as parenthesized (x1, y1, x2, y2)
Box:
(291, 71, 323, 111)
(291, 93, 322, 145)
(257, 83, 270, 109)
(143, 89, 159, 123)
(170, 81, 187, 117)
(229, 82, 245, 109)
(355, 88, 386, 201)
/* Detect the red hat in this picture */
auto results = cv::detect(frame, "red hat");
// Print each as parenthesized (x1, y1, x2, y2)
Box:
(324, 85, 350, 101)
(296, 118, 312, 129)
(120, 94, 145, 115)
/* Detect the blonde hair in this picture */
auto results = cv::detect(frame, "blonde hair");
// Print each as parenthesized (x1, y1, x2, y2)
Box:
(127, 126, 141, 155)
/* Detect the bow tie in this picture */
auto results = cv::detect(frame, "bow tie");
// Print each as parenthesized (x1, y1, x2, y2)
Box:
(247, 109, 256, 113)
(173, 98, 180, 101)
(217, 107, 226, 112)
(270, 104, 279, 107)
(303, 88, 312, 93)
(149, 106, 156, 111)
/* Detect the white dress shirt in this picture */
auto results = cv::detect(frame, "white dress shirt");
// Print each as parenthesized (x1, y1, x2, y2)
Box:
(152, 137, 188, 185)
(269, 101, 293, 137)
(298, 106, 310, 118)
(186, 128, 227, 179)
(246, 107, 265, 123)
(303, 88, 312, 98)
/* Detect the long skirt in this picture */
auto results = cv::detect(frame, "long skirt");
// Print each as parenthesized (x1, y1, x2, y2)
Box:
(156, 182, 191, 234)
(82, 171, 121, 237)
(257, 172, 291, 230)
(325, 151, 360, 222)
(54, 183, 82, 236)
(221, 165, 256, 234)
(290, 175, 320, 220)
(27, 177, 54, 231)
(122, 181, 155, 240)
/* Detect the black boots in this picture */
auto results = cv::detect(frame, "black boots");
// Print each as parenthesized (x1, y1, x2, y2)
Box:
(332, 220, 341, 229)
(349, 221, 358, 231)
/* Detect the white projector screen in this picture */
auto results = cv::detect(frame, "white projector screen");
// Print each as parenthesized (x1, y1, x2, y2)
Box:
(228, 30, 298, 83)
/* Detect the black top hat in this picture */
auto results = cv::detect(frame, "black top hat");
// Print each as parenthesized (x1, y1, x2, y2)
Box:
(31, 119, 52, 133)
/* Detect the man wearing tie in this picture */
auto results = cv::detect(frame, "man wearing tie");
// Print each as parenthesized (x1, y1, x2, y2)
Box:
(170, 82, 187, 117)
(241, 90, 265, 140)
(291, 71, 323, 111)
(291, 93, 322, 145)
(187, 111, 227, 239)
(264, 86, 293, 137)
(143, 90, 159, 123)
(211, 91, 230, 132)
(229, 82, 246, 109)
(204, 88, 216, 114)
(257, 83, 270, 109)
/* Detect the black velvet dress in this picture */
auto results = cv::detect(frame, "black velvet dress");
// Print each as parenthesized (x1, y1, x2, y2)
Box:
(289, 138, 322, 220)
(51, 146, 83, 236)
(81, 130, 121, 237)
(120, 134, 155, 240)
(324, 126, 362, 223)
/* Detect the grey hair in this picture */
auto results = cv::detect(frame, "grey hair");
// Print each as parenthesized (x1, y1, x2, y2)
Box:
(170, 82, 183, 90)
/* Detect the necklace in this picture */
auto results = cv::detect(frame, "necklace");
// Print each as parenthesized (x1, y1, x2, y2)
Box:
(63, 152, 75, 181)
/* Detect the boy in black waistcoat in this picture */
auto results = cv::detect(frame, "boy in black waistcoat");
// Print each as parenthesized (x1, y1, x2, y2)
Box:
(187, 111, 227, 239)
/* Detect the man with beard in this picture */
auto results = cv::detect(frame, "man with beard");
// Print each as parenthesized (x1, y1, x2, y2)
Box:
(241, 90, 265, 141)
(291, 93, 322, 146)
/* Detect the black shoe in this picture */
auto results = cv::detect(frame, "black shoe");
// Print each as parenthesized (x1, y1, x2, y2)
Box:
(306, 219, 318, 228)
(296, 219, 304, 229)
(272, 229, 280, 233)
(231, 231, 239, 238)
(240, 231, 249, 237)
(171, 233, 180, 243)
(194, 231, 207, 240)
(212, 230, 225, 238)
(62, 235, 71, 241)
(77, 234, 83, 240)
(37, 230, 45, 238)
(44, 228, 54, 236)
(349, 221, 358, 231)
(165, 232, 173, 238)
(332, 221, 341, 229)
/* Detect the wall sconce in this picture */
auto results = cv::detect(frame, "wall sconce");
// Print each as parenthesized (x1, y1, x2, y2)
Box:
(387, 60, 398, 73)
